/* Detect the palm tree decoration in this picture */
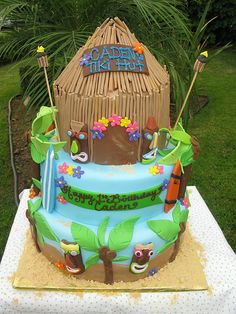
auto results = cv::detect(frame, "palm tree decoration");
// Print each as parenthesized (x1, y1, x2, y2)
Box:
(71, 215, 140, 284)
(147, 201, 188, 261)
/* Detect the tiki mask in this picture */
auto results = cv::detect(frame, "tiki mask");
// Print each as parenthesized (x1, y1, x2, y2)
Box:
(130, 243, 154, 274)
(60, 240, 85, 275)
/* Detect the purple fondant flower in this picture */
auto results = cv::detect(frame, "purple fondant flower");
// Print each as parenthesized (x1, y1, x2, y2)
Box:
(162, 179, 169, 191)
(80, 54, 90, 66)
(72, 166, 85, 179)
(56, 176, 67, 188)
(148, 267, 158, 276)
(91, 129, 104, 140)
(129, 130, 141, 142)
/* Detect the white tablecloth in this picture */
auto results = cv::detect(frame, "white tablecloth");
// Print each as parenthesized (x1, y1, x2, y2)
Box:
(0, 187, 235, 314)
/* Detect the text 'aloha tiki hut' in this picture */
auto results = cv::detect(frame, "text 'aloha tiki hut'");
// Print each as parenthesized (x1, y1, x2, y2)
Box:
(53, 17, 170, 165)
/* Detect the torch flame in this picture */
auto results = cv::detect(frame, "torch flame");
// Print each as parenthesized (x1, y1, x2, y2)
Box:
(37, 46, 45, 53)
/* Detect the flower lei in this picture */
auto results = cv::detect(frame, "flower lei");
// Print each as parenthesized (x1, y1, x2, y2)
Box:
(91, 115, 141, 141)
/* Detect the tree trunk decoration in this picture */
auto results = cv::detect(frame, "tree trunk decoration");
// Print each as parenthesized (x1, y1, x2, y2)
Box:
(169, 222, 186, 262)
(99, 246, 117, 285)
(25, 209, 41, 252)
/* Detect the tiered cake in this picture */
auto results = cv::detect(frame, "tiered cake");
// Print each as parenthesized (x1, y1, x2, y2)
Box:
(26, 18, 199, 284)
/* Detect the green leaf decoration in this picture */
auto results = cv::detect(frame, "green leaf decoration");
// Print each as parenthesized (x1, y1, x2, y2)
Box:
(34, 211, 59, 242)
(172, 202, 181, 224)
(180, 145, 194, 167)
(147, 220, 180, 242)
(97, 217, 109, 247)
(159, 141, 193, 167)
(37, 229, 45, 246)
(179, 209, 189, 223)
(71, 140, 79, 154)
(108, 216, 140, 252)
(156, 235, 178, 254)
(32, 178, 41, 190)
(71, 222, 99, 252)
(30, 142, 45, 164)
(31, 136, 67, 157)
(169, 130, 191, 144)
(113, 256, 130, 262)
(28, 198, 42, 216)
(32, 106, 58, 136)
(85, 253, 100, 269)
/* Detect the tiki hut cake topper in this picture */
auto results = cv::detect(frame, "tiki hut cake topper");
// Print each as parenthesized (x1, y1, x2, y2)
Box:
(53, 17, 170, 165)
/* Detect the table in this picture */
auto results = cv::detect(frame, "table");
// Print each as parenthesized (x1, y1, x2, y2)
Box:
(0, 187, 235, 314)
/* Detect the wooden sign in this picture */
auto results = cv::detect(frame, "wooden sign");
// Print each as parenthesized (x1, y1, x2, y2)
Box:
(82, 44, 149, 77)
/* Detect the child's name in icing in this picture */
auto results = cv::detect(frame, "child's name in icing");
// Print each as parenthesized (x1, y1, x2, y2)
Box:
(82, 44, 149, 76)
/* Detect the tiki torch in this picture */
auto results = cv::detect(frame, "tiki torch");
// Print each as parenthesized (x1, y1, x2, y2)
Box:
(36, 46, 60, 140)
(174, 51, 208, 129)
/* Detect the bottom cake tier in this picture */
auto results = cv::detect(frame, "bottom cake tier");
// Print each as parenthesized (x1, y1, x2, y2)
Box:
(26, 149, 190, 284)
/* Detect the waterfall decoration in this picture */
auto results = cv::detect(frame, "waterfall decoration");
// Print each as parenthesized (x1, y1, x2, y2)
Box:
(42, 145, 56, 213)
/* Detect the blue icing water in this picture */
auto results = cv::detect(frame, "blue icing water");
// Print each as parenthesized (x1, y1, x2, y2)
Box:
(38, 148, 188, 267)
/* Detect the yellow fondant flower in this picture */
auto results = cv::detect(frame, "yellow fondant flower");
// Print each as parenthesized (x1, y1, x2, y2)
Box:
(98, 117, 109, 127)
(66, 166, 75, 176)
(120, 117, 131, 127)
(149, 165, 159, 176)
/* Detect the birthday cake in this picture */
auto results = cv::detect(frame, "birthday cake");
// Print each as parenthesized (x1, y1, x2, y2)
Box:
(26, 18, 201, 284)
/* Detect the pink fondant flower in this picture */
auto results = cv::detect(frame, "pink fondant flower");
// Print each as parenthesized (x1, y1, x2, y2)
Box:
(92, 122, 106, 132)
(149, 164, 164, 176)
(180, 196, 189, 208)
(58, 162, 69, 174)
(108, 114, 121, 126)
(57, 195, 67, 204)
(126, 121, 138, 133)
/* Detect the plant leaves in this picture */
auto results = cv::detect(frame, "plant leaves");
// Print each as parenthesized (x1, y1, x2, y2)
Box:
(37, 229, 44, 246)
(108, 216, 140, 252)
(28, 198, 42, 216)
(71, 222, 99, 252)
(113, 256, 130, 262)
(97, 217, 109, 247)
(179, 209, 189, 223)
(147, 220, 180, 242)
(85, 253, 100, 269)
(31, 106, 58, 136)
(30, 142, 45, 164)
(34, 211, 59, 242)
(32, 177, 41, 190)
(71, 140, 79, 154)
(169, 130, 191, 144)
(172, 202, 181, 224)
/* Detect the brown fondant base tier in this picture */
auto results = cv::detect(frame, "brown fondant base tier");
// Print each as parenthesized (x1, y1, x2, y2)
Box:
(37, 233, 184, 283)
(13, 228, 208, 291)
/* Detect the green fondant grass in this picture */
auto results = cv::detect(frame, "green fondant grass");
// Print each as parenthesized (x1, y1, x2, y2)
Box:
(188, 48, 236, 251)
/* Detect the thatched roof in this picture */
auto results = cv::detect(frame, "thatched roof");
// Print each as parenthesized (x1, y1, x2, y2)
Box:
(54, 17, 169, 96)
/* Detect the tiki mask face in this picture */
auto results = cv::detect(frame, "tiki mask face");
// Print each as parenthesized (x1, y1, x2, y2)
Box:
(130, 243, 154, 274)
(60, 240, 85, 275)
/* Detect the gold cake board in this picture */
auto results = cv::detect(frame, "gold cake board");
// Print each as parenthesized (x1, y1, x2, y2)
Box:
(13, 226, 208, 293)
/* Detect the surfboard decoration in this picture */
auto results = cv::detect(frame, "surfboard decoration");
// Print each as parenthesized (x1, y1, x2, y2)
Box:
(164, 160, 182, 213)
(42, 145, 56, 213)
(142, 147, 158, 164)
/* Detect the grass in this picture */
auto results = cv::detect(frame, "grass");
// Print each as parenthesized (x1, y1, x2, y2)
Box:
(0, 63, 21, 259)
(188, 48, 236, 251)
(0, 49, 235, 260)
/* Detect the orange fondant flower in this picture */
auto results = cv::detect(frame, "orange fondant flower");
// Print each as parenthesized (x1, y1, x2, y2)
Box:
(54, 261, 65, 270)
(29, 189, 36, 199)
(38, 191, 42, 197)
(132, 42, 144, 54)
